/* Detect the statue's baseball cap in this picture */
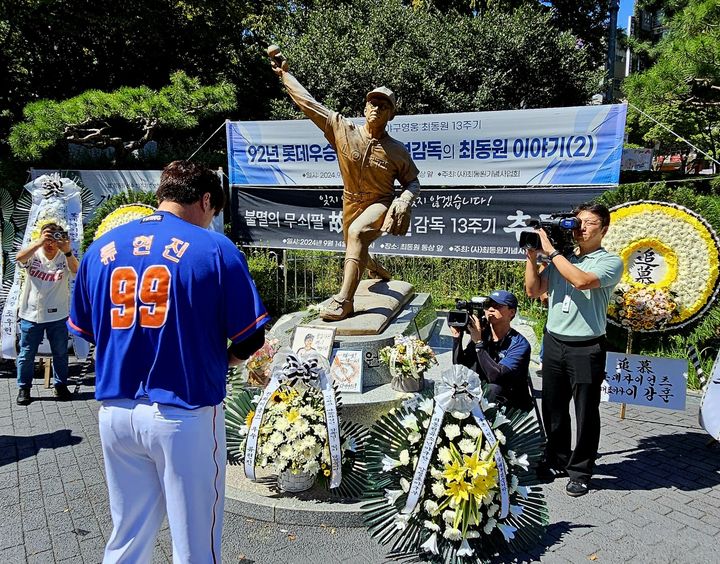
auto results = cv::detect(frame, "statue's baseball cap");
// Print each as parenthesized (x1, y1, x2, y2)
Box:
(489, 289, 518, 309)
(366, 87, 397, 112)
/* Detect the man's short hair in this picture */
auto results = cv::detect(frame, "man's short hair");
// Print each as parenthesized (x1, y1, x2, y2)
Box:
(156, 160, 225, 215)
(574, 202, 611, 228)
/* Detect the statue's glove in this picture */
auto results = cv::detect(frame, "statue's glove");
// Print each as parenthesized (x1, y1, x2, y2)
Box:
(381, 193, 414, 236)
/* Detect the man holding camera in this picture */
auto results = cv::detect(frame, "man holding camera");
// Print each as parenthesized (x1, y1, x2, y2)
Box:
(524, 203, 623, 497)
(450, 290, 533, 412)
(15, 222, 79, 404)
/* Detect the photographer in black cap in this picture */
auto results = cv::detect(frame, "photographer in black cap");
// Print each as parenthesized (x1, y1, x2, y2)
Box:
(449, 289, 533, 412)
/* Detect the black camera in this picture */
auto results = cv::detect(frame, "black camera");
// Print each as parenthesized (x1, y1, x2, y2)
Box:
(51, 230, 68, 241)
(447, 296, 490, 329)
(518, 213, 580, 255)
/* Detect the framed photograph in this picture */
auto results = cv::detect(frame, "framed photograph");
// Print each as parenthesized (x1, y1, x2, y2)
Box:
(330, 350, 363, 393)
(291, 325, 336, 362)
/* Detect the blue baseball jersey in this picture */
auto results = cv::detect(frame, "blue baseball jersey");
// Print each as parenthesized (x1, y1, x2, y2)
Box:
(69, 211, 269, 409)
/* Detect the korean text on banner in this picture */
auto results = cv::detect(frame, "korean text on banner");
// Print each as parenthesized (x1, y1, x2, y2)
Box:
(226, 104, 627, 187)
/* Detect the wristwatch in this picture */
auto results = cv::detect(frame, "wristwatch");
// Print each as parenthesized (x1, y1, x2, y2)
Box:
(548, 250, 562, 260)
(64, 251, 73, 257)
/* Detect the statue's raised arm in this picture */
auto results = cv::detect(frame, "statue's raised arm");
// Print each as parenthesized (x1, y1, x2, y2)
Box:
(268, 45, 421, 322)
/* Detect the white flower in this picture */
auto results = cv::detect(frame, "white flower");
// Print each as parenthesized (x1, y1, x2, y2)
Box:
(443, 527, 462, 541)
(457, 539, 474, 557)
(442, 509, 456, 524)
(423, 519, 440, 532)
(430, 467, 443, 479)
(394, 513, 411, 530)
(299, 404, 317, 417)
(438, 446, 452, 464)
(312, 424, 326, 437)
(400, 413, 420, 432)
(450, 411, 470, 420)
(459, 438, 476, 454)
(382, 454, 401, 472)
(269, 432, 284, 446)
(274, 418, 290, 432)
(493, 412, 511, 428)
(303, 460, 319, 474)
(423, 500, 439, 515)
(483, 518, 497, 534)
(279, 444, 293, 459)
(510, 504, 524, 517)
(464, 425, 482, 439)
(508, 451, 529, 471)
(494, 429, 506, 444)
(515, 485, 530, 499)
(498, 524, 517, 541)
(384, 489, 402, 506)
(422, 418, 430, 429)
(419, 397, 434, 415)
(420, 533, 439, 555)
(399, 449, 410, 466)
(293, 418, 310, 436)
(408, 431, 422, 444)
(432, 481, 446, 498)
(488, 503, 499, 517)
(444, 424, 461, 441)
(466, 529, 480, 539)
(400, 477, 411, 493)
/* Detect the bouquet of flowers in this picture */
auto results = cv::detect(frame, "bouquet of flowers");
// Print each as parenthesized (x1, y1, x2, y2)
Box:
(245, 338, 280, 386)
(363, 366, 547, 562)
(93, 204, 156, 239)
(379, 335, 438, 392)
(607, 283, 680, 332)
(225, 351, 368, 497)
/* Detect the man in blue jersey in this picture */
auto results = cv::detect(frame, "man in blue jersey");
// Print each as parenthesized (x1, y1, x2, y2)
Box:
(69, 161, 269, 563)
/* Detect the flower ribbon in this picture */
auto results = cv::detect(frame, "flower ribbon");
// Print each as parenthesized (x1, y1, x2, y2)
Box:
(401, 365, 509, 519)
(244, 350, 343, 488)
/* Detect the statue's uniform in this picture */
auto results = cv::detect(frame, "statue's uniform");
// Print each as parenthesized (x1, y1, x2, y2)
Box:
(282, 73, 420, 249)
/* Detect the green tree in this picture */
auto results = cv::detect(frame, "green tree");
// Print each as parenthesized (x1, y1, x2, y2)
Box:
(261, 0, 598, 119)
(8, 72, 236, 163)
(624, 0, 720, 172)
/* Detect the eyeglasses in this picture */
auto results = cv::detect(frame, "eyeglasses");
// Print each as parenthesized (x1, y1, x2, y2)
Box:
(487, 301, 507, 309)
(577, 217, 603, 227)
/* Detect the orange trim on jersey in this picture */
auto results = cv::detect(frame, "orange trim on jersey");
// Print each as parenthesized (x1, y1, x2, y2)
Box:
(68, 318, 93, 338)
(229, 312, 269, 342)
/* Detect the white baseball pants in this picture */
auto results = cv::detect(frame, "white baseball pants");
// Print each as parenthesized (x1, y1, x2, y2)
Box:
(98, 398, 225, 563)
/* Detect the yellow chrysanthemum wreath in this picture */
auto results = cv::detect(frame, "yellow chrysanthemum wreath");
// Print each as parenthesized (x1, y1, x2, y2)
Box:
(94, 204, 156, 240)
(603, 201, 720, 331)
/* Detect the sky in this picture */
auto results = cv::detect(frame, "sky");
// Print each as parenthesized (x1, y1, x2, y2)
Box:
(618, 0, 636, 31)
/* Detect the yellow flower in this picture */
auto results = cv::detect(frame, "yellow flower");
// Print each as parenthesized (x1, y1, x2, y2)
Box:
(470, 466, 499, 501)
(445, 480, 472, 505)
(245, 410, 255, 427)
(442, 458, 467, 483)
(286, 408, 300, 424)
(323, 469, 331, 477)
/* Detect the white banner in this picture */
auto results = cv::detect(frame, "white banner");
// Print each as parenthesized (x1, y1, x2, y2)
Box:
(227, 104, 627, 187)
(30, 169, 224, 232)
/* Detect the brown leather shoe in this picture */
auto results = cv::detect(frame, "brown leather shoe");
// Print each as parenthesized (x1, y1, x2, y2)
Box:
(320, 296, 354, 321)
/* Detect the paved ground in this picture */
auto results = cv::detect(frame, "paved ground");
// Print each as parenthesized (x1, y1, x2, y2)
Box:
(1, 334, 719, 563)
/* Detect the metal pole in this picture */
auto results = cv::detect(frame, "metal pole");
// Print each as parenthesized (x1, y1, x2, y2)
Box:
(606, 0, 620, 103)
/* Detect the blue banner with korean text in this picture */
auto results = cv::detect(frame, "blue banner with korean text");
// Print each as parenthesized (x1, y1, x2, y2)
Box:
(226, 105, 626, 187)
(233, 187, 607, 261)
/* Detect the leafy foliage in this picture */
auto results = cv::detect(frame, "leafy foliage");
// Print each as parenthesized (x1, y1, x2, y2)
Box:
(262, 0, 599, 119)
(623, 0, 720, 168)
(9, 72, 236, 162)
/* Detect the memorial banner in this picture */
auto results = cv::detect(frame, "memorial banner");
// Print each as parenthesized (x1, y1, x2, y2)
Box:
(601, 352, 687, 411)
(232, 186, 607, 260)
(227, 104, 626, 187)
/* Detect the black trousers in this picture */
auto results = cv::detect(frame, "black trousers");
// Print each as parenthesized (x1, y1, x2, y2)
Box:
(541, 332, 607, 483)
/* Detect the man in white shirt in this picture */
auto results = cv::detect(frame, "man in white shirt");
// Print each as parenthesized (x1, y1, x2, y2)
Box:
(15, 222, 79, 405)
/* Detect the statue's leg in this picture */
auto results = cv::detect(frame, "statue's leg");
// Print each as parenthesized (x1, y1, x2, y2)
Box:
(321, 202, 388, 321)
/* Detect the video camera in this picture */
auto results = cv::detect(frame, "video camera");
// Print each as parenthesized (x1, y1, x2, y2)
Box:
(518, 213, 580, 255)
(447, 296, 490, 330)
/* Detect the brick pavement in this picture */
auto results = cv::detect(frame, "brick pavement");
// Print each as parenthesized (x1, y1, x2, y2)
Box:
(1, 356, 719, 563)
